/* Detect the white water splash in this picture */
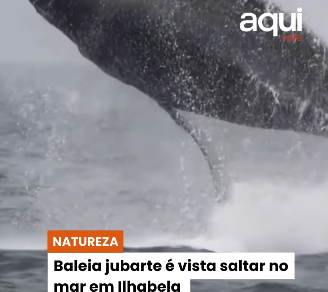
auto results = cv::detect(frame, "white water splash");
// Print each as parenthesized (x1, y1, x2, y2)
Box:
(205, 180, 328, 254)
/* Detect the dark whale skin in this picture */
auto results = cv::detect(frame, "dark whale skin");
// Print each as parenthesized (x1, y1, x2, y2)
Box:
(28, 0, 328, 137)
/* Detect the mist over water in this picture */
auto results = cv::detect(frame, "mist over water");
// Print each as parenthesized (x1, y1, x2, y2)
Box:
(0, 0, 328, 258)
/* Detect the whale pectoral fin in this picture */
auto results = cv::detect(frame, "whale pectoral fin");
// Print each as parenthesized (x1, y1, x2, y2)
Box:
(169, 110, 230, 203)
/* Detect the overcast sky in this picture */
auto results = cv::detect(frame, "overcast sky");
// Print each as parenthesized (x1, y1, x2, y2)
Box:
(1, 0, 328, 63)
(0, 0, 84, 63)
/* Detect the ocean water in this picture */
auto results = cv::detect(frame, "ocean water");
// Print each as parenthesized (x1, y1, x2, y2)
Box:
(1, 248, 328, 292)
(1, 63, 328, 292)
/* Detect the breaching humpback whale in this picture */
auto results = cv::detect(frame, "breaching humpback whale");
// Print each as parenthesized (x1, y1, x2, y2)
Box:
(28, 0, 328, 201)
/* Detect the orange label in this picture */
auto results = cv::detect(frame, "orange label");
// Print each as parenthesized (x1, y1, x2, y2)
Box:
(47, 230, 124, 253)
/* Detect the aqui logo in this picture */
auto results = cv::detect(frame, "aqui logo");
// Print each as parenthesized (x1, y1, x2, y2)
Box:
(240, 8, 303, 42)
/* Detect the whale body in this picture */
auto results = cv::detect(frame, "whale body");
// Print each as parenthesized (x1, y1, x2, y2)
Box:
(28, 0, 328, 200)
